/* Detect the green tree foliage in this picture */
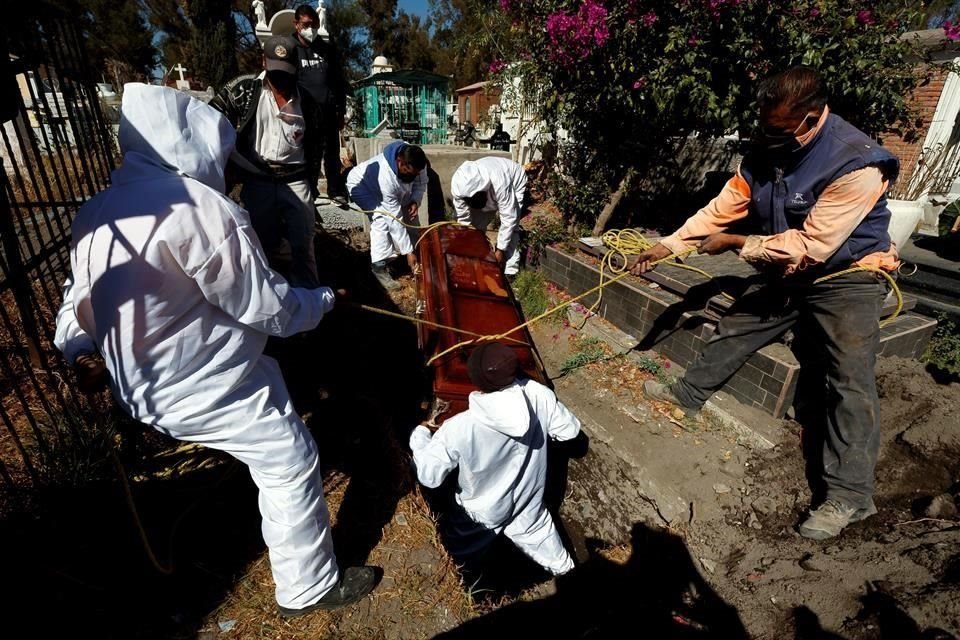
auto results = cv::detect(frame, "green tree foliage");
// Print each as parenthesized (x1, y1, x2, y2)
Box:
(486, 0, 936, 226)
(429, 0, 500, 87)
(146, 0, 259, 89)
(325, 0, 372, 80)
(76, 0, 157, 81)
(188, 0, 239, 90)
(359, 0, 399, 58)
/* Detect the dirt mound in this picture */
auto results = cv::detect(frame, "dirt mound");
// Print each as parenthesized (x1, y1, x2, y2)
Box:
(877, 357, 960, 461)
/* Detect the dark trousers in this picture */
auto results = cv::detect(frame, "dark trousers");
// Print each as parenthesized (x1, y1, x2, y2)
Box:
(319, 108, 344, 196)
(671, 271, 886, 509)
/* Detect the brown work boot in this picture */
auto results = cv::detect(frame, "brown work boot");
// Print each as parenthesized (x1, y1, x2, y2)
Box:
(643, 380, 699, 417)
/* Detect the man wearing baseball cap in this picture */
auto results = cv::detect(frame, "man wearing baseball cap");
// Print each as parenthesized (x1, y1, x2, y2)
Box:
(211, 35, 324, 289)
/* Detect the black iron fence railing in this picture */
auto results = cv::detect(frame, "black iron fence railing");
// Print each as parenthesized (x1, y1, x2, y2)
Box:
(1, 11, 115, 507)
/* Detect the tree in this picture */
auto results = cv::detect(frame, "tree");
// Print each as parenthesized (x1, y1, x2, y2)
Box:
(188, 0, 239, 90)
(359, 0, 398, 58)
(488, 0, 935, 228)
(429, 0, 499, 86)
(390, 11, 437, 70)
(325, 0, 372, 80)
(76, 0, 157, 83)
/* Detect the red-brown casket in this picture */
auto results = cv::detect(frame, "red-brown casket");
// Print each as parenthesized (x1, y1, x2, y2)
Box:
(416, 225, 550, 428)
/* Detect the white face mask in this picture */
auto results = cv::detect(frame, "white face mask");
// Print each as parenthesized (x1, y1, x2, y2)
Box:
(300, 27, 316, 42)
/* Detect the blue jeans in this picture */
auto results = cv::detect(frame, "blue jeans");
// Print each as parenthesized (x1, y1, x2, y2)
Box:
(671, 271, 886, 509)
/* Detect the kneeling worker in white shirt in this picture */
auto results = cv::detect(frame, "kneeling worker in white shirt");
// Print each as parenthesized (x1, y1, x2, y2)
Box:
(345, 141, 428, 290)
(450, 157, 528, 277)
(409, 342, 580, 575)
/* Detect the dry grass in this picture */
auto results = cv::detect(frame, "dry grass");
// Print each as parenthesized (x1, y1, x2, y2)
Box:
(197, 277, 478, 639)
(200, 473, 476, 639)
(7, 144, 111, 205)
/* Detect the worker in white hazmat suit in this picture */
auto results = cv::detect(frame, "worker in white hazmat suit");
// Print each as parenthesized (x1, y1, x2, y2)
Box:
(409, 342, 580, 575)
(53, 83, 376, 617)
(345, 141, 428, 289)
(450, 157, 528, 277)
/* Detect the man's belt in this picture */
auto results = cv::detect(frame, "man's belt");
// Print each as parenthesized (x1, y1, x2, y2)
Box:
(231, 150, 308, 183)
(261, 162, 308, 182)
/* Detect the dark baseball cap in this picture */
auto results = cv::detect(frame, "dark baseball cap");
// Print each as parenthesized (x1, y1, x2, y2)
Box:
(263, 35, 297, 74)
(467, 342, 519, 393)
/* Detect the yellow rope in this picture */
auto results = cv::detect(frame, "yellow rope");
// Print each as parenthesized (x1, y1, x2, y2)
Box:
(348, 221, 903, 366)
(423, 246, 699, 365)
(352, 303, 530, 347)
(593, 229, 901, 327)
(813, 267, 902, 328)
(344, 204, 472, 249)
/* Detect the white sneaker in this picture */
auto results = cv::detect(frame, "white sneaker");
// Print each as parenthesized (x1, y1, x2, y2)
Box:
(798, 499, 877, 540)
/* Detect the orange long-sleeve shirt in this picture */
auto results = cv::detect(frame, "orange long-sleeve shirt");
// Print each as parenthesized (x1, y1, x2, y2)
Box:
(660, 107, 900, 275)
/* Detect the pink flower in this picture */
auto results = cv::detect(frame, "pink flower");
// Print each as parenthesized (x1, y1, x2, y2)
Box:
(945, 20, 960, 42)
(641, 10, 657, 27)
(489, 59, 507, 74)
(688, 33, 700, 46)
(856, 9, 874, 25)
(544, 0, 609, 66)
(809, 7, 820, 17)
(632, 77, 647, 89)
(499, 0, 511, 11)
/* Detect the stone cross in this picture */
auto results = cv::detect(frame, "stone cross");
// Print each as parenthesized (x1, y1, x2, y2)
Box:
(172, 63, 188, 82)
(172, 63, 190, 90)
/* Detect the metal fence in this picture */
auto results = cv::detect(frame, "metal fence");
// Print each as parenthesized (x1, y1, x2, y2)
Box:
(0, 11, 115, 506)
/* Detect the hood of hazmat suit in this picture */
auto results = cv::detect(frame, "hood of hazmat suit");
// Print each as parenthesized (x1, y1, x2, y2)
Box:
(450, 160, 489, 202)
(467, 383, 531, 438)
(409, 379, 581, 529)
(450, 157, 527, 256)
(55, 83, 335, 431)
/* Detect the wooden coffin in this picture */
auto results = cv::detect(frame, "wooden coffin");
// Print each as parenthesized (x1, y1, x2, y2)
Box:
(416, 225, 550, 427)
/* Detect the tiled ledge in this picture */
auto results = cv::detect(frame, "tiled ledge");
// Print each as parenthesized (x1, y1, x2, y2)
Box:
(541, 246, 937, 418)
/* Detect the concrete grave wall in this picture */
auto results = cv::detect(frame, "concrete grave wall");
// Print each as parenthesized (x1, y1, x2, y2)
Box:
(541, 246, 938, 418)
(349, 139, 509, 224)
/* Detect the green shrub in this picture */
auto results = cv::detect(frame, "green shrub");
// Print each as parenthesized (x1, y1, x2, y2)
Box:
(31, 413, 118, 488)
(513, 269, 552, 319)
(488, 0, 930, 226)
(524, 214, 574, 266)
(560, 335, 610, 374)
(923, 315, 960, 380)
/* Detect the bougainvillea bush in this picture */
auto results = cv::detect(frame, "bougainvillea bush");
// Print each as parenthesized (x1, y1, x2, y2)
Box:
(486, 0, 932, 226)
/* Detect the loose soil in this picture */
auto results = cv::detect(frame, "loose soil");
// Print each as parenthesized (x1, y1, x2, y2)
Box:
(477, 314, 960, 640)
(2, 226, 957, 639)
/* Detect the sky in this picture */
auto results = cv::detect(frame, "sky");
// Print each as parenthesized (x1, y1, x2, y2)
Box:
(397, 0, 430, 18)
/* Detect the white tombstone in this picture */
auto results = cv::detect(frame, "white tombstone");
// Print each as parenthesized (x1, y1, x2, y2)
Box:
(252, 0, 267, 29)
(372, 56, 392, 75)
(317, 0, 329, 38)
(256, 9, 293, 46)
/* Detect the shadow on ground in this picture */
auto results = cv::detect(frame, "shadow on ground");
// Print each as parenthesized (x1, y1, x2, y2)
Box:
(433, 521, 750, 639)
(0, 229, 427, 639)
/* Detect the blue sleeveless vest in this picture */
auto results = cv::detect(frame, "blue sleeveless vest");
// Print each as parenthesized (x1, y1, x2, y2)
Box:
(739, 113, 900, 272)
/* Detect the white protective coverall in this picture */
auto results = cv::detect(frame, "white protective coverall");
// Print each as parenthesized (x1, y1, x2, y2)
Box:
(54, 84, 341, 609)
(450, 157, 527, 276)
(345, 141, 427, 263)
(409, 378, 580, 575)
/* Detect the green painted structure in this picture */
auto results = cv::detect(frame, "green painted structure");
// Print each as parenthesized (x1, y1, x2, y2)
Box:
(352, 69, 450, 144)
